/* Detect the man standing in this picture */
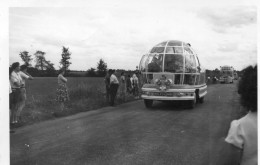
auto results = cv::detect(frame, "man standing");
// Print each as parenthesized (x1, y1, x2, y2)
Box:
(104, 70, 110, 103)
(109, 69, 119, 106)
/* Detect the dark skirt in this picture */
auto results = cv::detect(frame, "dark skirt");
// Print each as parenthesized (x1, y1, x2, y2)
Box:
(56, 84, 69, 102)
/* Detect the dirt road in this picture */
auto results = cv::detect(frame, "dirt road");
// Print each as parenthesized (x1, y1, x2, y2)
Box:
(10, 82, 243, 165)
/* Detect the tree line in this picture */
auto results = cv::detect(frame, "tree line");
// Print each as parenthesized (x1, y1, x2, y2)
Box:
(16, 47, 235, 78)
(16, 46, 71, 77)
(15, 46, 112, 77)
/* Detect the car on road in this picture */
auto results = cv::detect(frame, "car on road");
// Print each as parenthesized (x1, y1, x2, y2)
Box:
(139, 40, 207, 108)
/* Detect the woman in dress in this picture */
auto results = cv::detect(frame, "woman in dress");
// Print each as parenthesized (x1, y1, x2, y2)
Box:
(119, 72, 126, 102)
(56, 68, 69, 111)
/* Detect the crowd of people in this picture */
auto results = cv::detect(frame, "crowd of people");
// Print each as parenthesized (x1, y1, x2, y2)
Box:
(9, 63, 141, 129)
(105, 68, 141, 106)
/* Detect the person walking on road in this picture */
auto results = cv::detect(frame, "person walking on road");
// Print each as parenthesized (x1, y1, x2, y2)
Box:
(223, 65, 257, 165)
(104, 71, 110, 103)
(56, 68, 69, 111)
(119, 71, 126, 102)
(109, 69, 119, 106)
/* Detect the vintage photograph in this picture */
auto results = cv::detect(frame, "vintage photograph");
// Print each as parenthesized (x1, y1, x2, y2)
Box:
(6, 0, 257, 164)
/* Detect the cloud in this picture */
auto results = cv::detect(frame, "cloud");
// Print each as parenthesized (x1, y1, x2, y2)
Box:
(9, 6, 257, 71)
(197, 6, 257, 33)
(218, 42, 238, 52)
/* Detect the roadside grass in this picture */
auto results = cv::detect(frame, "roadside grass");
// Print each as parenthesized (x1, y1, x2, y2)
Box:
(19, 77, 137, 126)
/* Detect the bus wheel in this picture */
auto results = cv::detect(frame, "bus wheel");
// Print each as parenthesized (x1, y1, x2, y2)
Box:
(199, 97, 204, 103)
(144, 99, 153, 108)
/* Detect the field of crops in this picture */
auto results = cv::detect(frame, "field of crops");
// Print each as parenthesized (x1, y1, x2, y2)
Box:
(25, 77, 105, 101)
(21, 77, 133, 125)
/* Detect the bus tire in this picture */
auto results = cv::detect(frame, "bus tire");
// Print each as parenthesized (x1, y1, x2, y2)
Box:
(144, 99, 153, 108)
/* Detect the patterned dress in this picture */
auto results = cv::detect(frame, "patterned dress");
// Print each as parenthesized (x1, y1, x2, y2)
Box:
(56, 74, 69, 102)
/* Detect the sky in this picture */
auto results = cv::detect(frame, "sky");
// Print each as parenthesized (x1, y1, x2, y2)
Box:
(9, 1, 257, 71)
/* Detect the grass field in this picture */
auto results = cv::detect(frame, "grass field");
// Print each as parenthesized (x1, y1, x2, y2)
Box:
(20, 77, 135, 126)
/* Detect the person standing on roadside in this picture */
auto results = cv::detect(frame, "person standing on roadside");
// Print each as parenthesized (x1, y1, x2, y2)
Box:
(126, 74, 132, 94)
(109, 69, 119, 106)
(16, 65, 33, 122)
(104, 71, 111, 103)
(119, 71, 126, 102)
(10, 62, 23, 124)
(132, 74, 139, 99)
(56, 68, 69, 111)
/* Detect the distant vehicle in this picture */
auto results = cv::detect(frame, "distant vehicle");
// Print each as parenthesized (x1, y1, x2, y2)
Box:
(139, 40, 207, 109)
(233, 72, 238, 80)
(219, 66, 234, 83)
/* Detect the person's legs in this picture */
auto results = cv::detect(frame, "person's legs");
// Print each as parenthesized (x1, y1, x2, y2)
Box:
(110, 84, 116, 106)
(11, 104, 18, 123)
(9, 93, 14, 123)
(11, 89, 19, 123)
(106, 86, 110, 103)
(133, 86, 136, 96)
(16, 89, 26, 122)
(122, 86, 126, 101)
(114, 84, 119, 102)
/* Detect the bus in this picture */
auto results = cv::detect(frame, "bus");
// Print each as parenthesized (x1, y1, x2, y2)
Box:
(139, 40, 207, 109)
(219, 66, 234, 83)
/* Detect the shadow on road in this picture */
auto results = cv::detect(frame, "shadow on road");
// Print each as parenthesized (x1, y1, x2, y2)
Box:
(149, 100, 194, 111)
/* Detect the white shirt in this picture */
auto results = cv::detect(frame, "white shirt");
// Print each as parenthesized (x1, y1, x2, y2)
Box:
(225, 111, 257, 165)
(10, 71, 22, 88)
(19, 71, 30, 86)
(110, 74, 119, 84)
